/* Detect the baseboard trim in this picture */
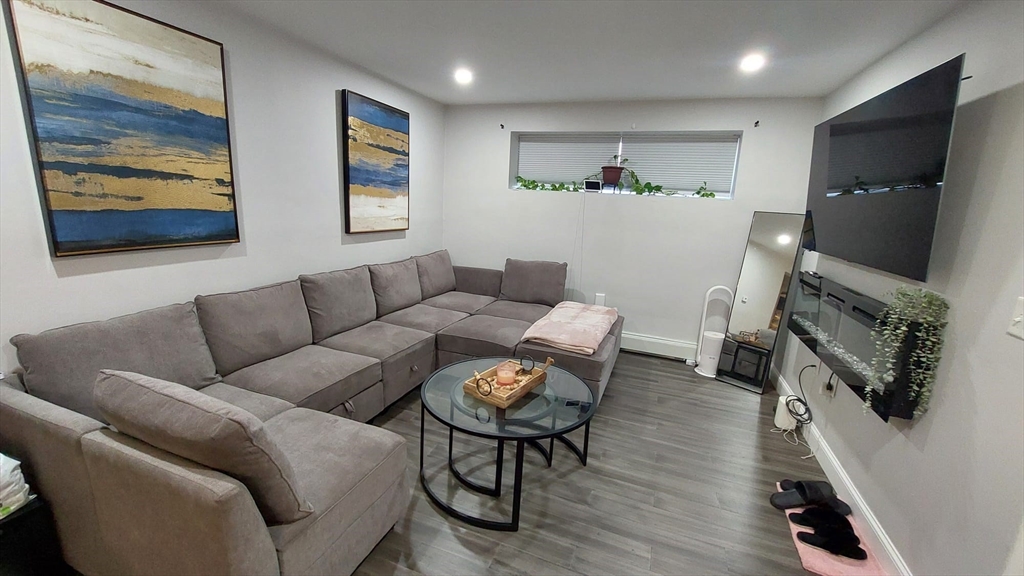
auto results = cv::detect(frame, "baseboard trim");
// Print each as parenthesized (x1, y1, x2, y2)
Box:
(620, 332, 696, 361)
(776, 373, 913, 576)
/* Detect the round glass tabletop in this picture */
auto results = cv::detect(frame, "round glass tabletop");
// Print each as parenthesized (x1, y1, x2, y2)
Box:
(420, 357, 595, 440)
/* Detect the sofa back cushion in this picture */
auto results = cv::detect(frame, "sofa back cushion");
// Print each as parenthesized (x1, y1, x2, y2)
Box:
(368, 259, 422, 317)
(10, 303, 220, 423)
(94, 370, 313, 525)
(415, 250, 457, 300)
(299, 266, 376, 342)
(499, 259, 567, 307)
(196, 281, 313, 375)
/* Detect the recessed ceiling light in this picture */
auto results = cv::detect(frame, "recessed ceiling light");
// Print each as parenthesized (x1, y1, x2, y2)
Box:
(453, 68, 473, 85)
(777, 234, 792, 245)
(740, 53, 766, 73)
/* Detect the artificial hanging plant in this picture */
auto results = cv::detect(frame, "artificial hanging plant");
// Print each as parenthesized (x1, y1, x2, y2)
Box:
(866, 286, 949, 418)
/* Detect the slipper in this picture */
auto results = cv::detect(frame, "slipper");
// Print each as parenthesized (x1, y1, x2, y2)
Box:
(797, 531, 868, 560)
(788, 507, 852, 530)
(774, 480, 852, 515)
(770, 480, 835, 509)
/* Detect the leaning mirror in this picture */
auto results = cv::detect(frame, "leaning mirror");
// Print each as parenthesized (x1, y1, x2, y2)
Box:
(718, 211, 805, 393)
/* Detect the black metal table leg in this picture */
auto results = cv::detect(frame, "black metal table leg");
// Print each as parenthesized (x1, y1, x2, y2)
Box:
(554, 420, 591, 466)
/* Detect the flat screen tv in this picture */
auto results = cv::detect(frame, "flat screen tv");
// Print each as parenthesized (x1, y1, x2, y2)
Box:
(805, 54, 965, 281)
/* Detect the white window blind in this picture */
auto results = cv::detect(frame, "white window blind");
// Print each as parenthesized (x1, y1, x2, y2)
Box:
(513, 131, 741, 197)
(621, 132, 740, 195)
(516, 133, 620, 184)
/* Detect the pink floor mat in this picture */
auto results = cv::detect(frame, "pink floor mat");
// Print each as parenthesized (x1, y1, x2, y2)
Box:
(776, 483, 887, 576)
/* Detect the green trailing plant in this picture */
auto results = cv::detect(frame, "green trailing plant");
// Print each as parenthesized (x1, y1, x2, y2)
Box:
(866, 286, 949, 418)
(517, 153, 710, 197)
(691, 181, 715, 198)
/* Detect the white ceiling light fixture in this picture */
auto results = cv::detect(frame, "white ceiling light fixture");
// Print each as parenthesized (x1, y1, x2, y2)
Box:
(739, 53, 767, 73)
(453, 68, 473, 85)
(777, 234, 792, 245)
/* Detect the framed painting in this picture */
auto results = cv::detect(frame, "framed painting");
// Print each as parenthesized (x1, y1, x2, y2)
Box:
(341, 90, 409, 233)
(5, 0, 239, 256)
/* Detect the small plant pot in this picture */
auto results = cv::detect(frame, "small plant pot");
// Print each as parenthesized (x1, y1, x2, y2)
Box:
(601, 166, 624, 187)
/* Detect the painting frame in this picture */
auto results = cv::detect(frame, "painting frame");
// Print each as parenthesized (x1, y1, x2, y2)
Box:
(4, 0, 240, 257)
(341, 89, 410, 234)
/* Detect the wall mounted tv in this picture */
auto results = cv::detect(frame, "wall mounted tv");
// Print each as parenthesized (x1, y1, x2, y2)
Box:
(805, 54, 965, 281)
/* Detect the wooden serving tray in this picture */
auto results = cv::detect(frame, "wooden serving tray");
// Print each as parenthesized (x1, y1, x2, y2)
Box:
(462, 358, 555, 409)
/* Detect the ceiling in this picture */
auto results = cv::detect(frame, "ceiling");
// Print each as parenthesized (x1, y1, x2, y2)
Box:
(220, 0, 963, 105)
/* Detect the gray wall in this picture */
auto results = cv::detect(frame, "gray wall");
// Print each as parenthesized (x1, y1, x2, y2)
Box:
(779, 2, 1024, 574)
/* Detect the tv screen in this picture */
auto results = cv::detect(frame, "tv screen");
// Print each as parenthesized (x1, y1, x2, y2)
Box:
(805, 54, 964, 281)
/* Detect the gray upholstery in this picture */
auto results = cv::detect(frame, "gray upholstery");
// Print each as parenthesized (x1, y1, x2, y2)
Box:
(196, 281, 313, 375)
(81, 430, 280, 576)
(299, 266, 376, 342)
(94, 370, 312, 525)
(0, 385, 118, 576)
(421, 291, 496, 314)
(264, 408, 409, 576)
(329, 382, 384, 423)
(414, 250, 457, 300)
(10, 302, 219, 423)
(379, 303, 468, 333)
(200, 382, 295, 422)
(453, 265, 503, 297)
(319, 321, 435, 406)
(368, 259, 422, 317)
(499, 258, 567, 307)
(476, 300, 553, 324)
(1, 370, 26, 392)
(437, 315, 532, 357)
(517, 333, 617, 382)
(224, 345, 380, 413)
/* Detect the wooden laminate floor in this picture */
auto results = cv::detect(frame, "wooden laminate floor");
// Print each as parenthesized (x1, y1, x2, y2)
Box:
(356, 352, 826, 576)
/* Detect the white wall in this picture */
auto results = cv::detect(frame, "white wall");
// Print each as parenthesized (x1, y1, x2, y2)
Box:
(0, 1, 445, 371)
(442, 98, 822, 358)
(729, 241, 790, 335)
(778, 2, 1024, 574)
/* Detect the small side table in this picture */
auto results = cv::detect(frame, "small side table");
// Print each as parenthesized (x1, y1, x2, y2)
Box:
(0, 498, 73, 576)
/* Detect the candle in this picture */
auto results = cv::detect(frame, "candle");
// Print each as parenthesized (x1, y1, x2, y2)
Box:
(496, 361, 517, 386)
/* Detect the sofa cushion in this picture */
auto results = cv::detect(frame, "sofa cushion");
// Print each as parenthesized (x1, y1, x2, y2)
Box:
(11, 303, 219, 423)
(499, 259, 567, 307)
(199, 382, 294, 422)
(93, 370, 312, 525)
(368, 259, 422, 317)
(378, 303, 468, 334)
(516, 333, 617, 382)
(476, 300, 553, 324)
(223, 345, 380, 413)
(453, 266, 503, 298)
(414, 250, 457, 300)
(264, 408, 407, 575)
(299, 266, 376, 342)
(437, 315, 532, 357)
(318, 321, 432, 360)
(319, 321, 435, 406)
(422, 291, 496, 314)
(196, 281, 313, 375)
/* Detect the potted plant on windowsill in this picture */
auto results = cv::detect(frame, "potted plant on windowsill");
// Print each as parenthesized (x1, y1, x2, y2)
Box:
(601, 155, 627, 187)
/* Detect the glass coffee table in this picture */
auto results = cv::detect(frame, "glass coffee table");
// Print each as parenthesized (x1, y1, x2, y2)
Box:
(419, 357, 596, 531)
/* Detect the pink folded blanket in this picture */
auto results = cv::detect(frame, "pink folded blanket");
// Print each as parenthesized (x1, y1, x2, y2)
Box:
(521, 301, 619, 356)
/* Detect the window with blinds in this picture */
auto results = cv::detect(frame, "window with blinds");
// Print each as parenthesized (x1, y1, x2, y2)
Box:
(512, 131, 741, 198)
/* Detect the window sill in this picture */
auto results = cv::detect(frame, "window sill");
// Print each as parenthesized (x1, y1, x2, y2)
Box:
(509, 186, 730, 199)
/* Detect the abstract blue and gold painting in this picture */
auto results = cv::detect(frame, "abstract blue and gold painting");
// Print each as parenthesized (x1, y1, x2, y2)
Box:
(7, 0, 238, 256)
(342, 90, 409, 233)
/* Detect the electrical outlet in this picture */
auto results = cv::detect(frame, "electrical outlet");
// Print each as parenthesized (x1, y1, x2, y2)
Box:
(595, 293, 606, 306)
(820, 375, 838, 398)
(1008, 297, 1024, 340)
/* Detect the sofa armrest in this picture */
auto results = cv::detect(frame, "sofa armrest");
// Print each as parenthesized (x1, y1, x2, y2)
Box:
(453, 266, 503, 298)
(82, 430, 280, 576)
(0, 385, 118, 575)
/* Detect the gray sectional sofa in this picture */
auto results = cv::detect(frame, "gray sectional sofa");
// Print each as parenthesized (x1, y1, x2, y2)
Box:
(0, 250, 624, 575)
